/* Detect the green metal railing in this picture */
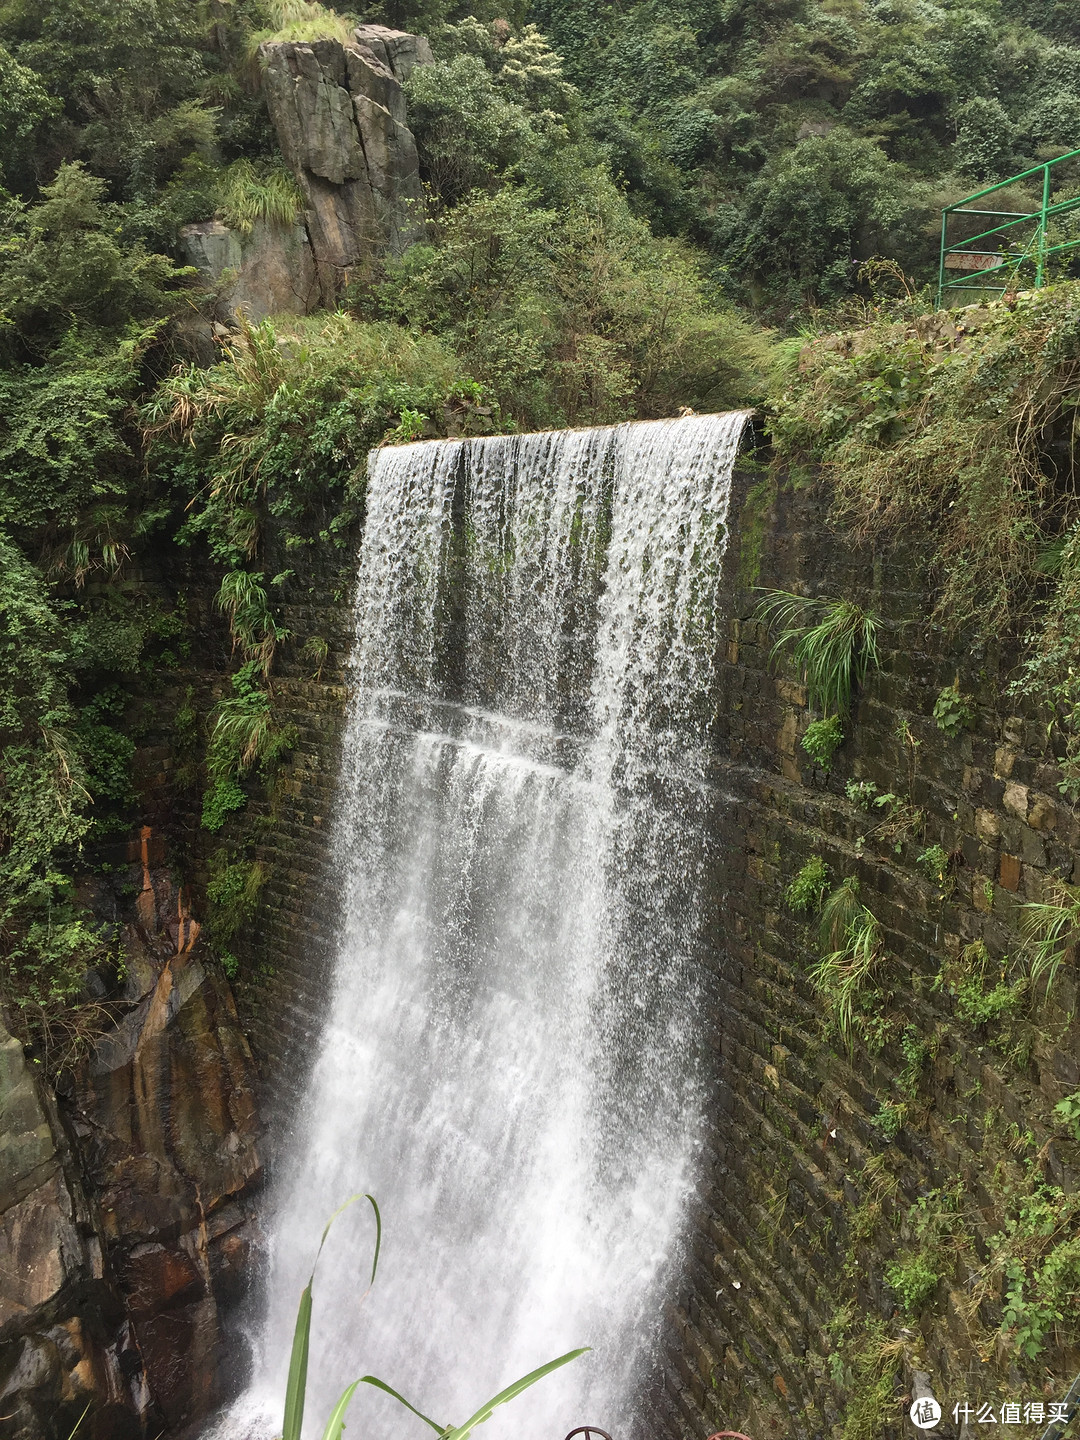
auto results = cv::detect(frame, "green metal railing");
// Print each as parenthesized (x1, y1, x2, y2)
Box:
(937, 146, 1080, 307)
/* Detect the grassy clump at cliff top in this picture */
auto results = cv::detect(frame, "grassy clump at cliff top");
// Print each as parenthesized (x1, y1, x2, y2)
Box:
(768, 278, 1080, 791)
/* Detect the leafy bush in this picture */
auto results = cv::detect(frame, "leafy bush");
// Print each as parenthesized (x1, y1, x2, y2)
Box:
(201, 776, 249, 834)
(372, 181, 777, 430)
(737, 130, 929, 304)
(1053, 1090, 1080, 1142)
(786, 854, 830, 915)
(0, 536, 100, 1011)
(406, 54, 541, 204)
(845, 778, 878, 807)
(984, 1177, 1080, 1361)
(802, 715, 844, 771)
(206, 853, 266, 945)
(885, 1254, 939, 1315)
(201, 661, 296, 831)
(936, 941, 1027, 1036)
(802, 720, 843, 773)
(916, 843, 950, 886)
(873, 1099, 907, 1141)
(144, 314, 478, 566)
(932, 683, 975, 736)
(0, 164, 187, 360)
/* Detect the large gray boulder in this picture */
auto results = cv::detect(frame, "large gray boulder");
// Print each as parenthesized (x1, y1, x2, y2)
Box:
(259, 27, 431, 301)
(353, 23, 434, 81)
(179, 216, 320, 323)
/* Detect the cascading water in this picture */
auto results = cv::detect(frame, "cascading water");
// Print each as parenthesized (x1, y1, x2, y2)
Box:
(226, 410, 749, 1439)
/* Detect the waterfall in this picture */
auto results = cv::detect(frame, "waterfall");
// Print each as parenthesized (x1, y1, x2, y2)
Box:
(226, 410, 749, 1439)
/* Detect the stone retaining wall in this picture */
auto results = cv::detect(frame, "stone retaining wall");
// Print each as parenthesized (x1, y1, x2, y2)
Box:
(645, 462, 1080, 1439)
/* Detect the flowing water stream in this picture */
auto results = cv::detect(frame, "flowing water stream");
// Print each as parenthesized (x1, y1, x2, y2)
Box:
(224, 410, 749, 1440)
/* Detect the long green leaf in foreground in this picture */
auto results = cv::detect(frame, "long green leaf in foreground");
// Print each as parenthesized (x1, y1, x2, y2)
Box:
(283, 1193, 381, 1440)
(442, 1348, 590, 1440)
(359, 1375, 446, 1433)
(320, 1380, 362, 1440)
(362, 1347, 590, 1440)
(283, 1282, 313, 1440)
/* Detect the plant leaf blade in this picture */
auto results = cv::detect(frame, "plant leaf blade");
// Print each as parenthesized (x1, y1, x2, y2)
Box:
(283, 1281, 313, 1440)
(441, 1347, 591, 1440)
(320, 1381, 362, 1440)
(359, 1375, 447, 1434)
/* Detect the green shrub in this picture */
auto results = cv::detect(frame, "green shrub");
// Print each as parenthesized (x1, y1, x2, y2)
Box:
(373, 180, 777, 430)
(200, 661, 296, 830)
(916, 843, 950, 886)
(802, 715, 844, 771)
(786, 854, 830, 914)
(898, 1024, 932, 1096)
(1053, 1090, 1080, 1142)
(932, 682, 976, 736)
(845, 778, 879, 807)
(144, 314, 477, 567)
(201, 775, 248, 833)
(0, 535, 101, 1012)
(768, 283, 1080, 812)
(937, 941, 1026, 1033)
(885, 1254, 939, 1315)
(986, 1177, 1080, 1360)
(736, 130, 930, 304)
(873, 1100, 906, 1141)
(206, 853, 265, 945)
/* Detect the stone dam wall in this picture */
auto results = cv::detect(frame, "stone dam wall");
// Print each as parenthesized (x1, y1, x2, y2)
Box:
(646, 457, 1080, 1440)
(222, 447, 1080, 1437)
(7, 438, 1079, 1437)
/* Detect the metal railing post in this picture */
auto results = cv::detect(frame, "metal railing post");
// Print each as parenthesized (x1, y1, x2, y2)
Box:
(1037, 162, 1051, 287)
(937, 206, 948, 309)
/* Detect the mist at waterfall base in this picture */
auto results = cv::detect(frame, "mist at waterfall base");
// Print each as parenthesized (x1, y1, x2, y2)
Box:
(219, 412, 749, 1440)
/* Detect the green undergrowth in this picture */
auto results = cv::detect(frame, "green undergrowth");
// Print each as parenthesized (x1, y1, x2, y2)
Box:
(143, 312, 486, 856)
(206, 850, 266, 977)
(768, 280, 1080, 799)
(824, 1131, 1080, 1436)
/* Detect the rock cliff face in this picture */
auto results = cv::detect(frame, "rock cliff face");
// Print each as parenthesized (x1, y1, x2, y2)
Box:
(260, 27, 430, 299)
(179, 217, 319, 324)
(180, 25, 431, 321)
(0, 847, 261, 1439)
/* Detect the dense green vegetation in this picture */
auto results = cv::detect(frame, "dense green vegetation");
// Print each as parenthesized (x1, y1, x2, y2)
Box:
(7, 0, 1080, 1428)
(0, 0, 779, 1028)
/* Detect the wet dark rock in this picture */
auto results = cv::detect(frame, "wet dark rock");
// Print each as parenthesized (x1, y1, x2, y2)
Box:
(0, 864, 261, 1439)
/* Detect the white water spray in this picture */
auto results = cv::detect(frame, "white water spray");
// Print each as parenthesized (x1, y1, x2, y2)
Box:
(225, 411, 749, 1440)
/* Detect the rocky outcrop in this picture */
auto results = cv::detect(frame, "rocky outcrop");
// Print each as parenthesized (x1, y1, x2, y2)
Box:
(179, 217, 320, 323)
(0, 846, 261, 1439)
(352, 23, 434, 82)
(177, 26, 430, 321)
(0, 1019, 139, 1440)
(259, 27, 431, 300)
